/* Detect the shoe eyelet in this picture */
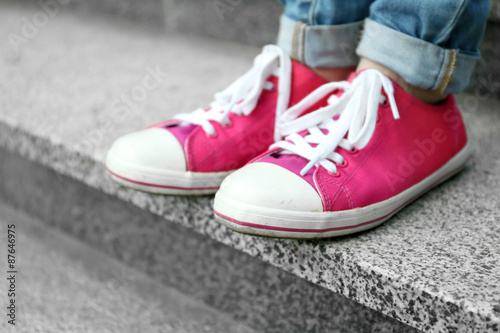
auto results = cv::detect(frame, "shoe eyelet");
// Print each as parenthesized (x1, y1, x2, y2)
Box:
(327, 170, 341, 177)
(337, 159, 349, 168)
(206, 131, 219, 139)
(264, 81, 275, 91)
(379, 94, 389, 105)
(379, 100, 391, 109)
(347, 147, 358, 154)
(222, 120, 233, 128)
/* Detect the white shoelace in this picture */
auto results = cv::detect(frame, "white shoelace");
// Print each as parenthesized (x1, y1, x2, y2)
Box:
(271, 69, 400, 176)
(172, 45, 292, 142)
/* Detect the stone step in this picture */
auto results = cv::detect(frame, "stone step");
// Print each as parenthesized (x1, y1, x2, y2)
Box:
(15, 0, 500, 30)
(0, 147, 422, 333)
(10, 0, 500, 99)
(14, 0, 165, 27)
(0, 2, 499, 332)
(0, 202, 257, 333)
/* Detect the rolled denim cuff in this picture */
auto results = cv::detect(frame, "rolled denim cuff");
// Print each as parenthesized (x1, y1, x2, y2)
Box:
(277, 14, 362, 68)
(356, 19, 479, 94)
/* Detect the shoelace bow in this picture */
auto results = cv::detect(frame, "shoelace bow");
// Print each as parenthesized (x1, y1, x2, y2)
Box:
(272, 69, 400, 176)
(172, 45, 292, 142)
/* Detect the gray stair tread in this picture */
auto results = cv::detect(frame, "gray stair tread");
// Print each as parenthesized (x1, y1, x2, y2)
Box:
(0, 201, 256, 333)
(490, 0, 500, 22)
(0, 2, 499, 332)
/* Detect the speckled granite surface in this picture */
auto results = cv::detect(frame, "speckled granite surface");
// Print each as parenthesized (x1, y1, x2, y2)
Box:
(468, 20, 500, 102)
(490, 0, 500, 22)
(0, 202, 257, 333)
(163, 0, 282, 46)
(14, 0, 164, 27)
(0, 148, 421, 333)
(0, 3, 499, 332)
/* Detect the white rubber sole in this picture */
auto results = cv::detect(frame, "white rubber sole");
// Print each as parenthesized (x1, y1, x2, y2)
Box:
(106, 153, 233, 195)
(214, 143, 472, 239)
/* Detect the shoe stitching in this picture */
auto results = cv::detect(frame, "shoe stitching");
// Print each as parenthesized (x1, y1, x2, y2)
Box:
(342, 185, 353, 210)
(438, 49, 457, 93)
(315, 168, 344, 211)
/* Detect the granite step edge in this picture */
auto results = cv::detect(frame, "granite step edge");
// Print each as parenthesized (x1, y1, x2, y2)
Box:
(0, 116, 498, 332)
(0, 201, 260, 333)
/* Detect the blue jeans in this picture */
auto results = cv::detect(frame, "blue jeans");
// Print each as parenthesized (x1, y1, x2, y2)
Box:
(277, 0, 489, 93)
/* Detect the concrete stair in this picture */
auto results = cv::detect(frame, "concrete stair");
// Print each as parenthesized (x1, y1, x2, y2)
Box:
(1, 1, 499, 332)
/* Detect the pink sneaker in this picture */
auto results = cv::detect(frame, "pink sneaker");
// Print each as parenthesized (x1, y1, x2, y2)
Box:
(214, 69, 471, 238)
(106, 46, 327, 194)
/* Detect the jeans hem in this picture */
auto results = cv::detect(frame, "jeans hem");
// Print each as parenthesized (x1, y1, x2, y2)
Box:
(356, 19, 479, 94)
(277, 14, 363, 68)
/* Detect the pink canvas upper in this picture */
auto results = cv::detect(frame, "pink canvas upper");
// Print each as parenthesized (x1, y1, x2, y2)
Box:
(255, 76, 468, 212)
(152, 60, 328, 172)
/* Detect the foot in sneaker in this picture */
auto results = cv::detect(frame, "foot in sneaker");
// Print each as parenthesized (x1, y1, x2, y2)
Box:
(105, 45, 329, 195)
(213, 69, 471, 238)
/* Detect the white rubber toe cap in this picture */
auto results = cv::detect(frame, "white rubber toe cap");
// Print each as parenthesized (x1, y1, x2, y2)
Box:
(106, 127, 186, 172)
(217, 162, 323, 212)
